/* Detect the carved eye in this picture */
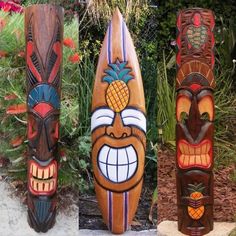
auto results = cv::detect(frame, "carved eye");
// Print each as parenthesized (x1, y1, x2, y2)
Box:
(176, 95, 191, 122)
(198, 96, 214, 121)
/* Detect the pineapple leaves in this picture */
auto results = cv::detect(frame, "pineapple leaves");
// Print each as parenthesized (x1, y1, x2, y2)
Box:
(118, 68, 131, 79)
(105, 69, 119, 80)
(103, 76, 114, 83)
(102, 60, 133, 84)
(123, 75, 133, 83)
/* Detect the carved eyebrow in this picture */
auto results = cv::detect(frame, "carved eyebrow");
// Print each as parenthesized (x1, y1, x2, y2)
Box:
(121, 108, 146, 133)
(91, 108, 115, 132)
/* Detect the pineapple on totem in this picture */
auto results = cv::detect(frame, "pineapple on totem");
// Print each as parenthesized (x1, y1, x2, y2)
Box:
(187, 183, 205, 220)
(103, 59, 133, 112)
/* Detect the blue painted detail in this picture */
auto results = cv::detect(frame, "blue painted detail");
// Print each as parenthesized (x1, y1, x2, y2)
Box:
(35, 199, 51, 223)
(28, 84, 60, 109)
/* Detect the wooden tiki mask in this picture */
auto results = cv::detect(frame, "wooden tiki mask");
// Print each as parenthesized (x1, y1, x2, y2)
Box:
(176, 8, 215, 235)
(25, 5, 63, 232)
(91, 8, 146, 234)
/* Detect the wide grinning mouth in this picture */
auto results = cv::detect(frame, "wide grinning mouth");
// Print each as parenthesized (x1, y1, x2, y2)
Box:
(178, 140, 212, 169)
(98, 145, 137, 183)
(29, 160, 57, 194)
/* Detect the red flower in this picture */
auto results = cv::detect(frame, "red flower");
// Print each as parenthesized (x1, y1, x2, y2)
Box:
(0, 50, 7, 58)
(0, 1, 23, 13)
(6, 103, 27, 114)
(69, 53, 80, 63)
(63, 38, 76, 49)
(4, 93, 18, 100)
(10, 136, 24, 147)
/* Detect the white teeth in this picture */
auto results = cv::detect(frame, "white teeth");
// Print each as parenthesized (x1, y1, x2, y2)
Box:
(99, 145, 110, 163)
(128, 163, 137, 178)
(32, 165, 37, 176)
(98, 145, 137, 183)
(126, 146, 137, 163)
(44, 169, 49, 179)
(118, 165, 128, 182)
(118, 148, 128, 165)
(107, 165, 117, 181)
(50, 165, 54, 177)
(108, 148, 117, 165)
(38, 169, 43, 179)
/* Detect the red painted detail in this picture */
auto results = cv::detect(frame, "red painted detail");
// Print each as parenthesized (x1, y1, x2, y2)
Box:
(177, 13, 181, 30)
(190, 83, 202, 91)
(28, 117, 37, 139)
(26, 41, 42, 82)
(53, 122, 59, 139)
(210, 14, 215, 30)
(193, 13, 201, 27)
(48, 42, 62, 83)
(176, 35, 181, 49)
(34, 103, 53, 118)
(176, 52, 181, 67)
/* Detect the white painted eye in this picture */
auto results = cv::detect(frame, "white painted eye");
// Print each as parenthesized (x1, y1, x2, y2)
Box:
(121, 108, 146, 133)
(91, 108, 115, 132)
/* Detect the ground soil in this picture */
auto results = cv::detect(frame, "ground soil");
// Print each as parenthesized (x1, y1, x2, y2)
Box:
(79, 182, 157, 231)
(158, 147, 236, 224)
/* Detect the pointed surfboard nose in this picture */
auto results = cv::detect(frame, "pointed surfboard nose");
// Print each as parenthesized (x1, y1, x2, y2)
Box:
(112, 7, 123, 21)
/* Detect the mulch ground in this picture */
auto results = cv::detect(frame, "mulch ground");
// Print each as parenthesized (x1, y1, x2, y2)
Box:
(79, 183, 157, 231)
(158, 148, 236, 224)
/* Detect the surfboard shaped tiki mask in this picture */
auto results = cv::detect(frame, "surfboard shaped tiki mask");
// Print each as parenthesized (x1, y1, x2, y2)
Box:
(176, 8, 215, 235)
(25, 5, 63, 232)
(91, 8, 146, 234)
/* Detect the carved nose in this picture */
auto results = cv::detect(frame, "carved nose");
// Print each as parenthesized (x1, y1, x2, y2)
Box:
(106, 113, 131, 138)
(186, 96, 204, 140)
(37, 125, 51, 160)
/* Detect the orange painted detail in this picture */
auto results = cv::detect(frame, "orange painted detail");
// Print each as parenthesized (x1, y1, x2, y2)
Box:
(106, 80, 129, 112)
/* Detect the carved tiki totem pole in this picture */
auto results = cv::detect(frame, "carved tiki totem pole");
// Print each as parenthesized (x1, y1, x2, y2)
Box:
(176, 8, 215, 235)
(91, 9, 146, 234)
(25, 5, 63, 232)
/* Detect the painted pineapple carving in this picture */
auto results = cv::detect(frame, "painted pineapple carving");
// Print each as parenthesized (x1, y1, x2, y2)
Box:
(103, 59, 133, 112)
(187, 183, 205, 220)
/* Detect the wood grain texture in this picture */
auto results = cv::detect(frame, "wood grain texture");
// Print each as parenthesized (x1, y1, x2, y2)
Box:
(176, 8, 215, 235)
(25, 4, 63, 232)
(91, 8, 146, 234)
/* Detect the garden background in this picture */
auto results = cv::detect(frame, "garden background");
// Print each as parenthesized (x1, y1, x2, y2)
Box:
(0, 0, 235, 232)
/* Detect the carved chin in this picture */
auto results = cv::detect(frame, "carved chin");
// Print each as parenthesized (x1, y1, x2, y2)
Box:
(178, 139, 212, 169)
(98, 145, 137, 183)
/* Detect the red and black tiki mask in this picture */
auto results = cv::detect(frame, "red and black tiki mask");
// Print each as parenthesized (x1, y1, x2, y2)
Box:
(176, 9, 215, 235)
(25, 5, 63, 232)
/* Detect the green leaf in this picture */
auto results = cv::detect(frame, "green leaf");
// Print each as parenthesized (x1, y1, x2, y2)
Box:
(123, 75, 133, 83)
(103, 76, 114, 83)
(118, 68, 131, 80)
(118, 61, 128, 70)
(109, 63, 120, 73)
(105, 69, 119, 80)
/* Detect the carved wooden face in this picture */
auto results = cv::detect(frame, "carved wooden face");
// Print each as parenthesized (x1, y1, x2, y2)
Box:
(176, 74, 214, 170)
(92, 59, 146, 192)
(91, 14, 146, 193)
(26, 16, 61, 196)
